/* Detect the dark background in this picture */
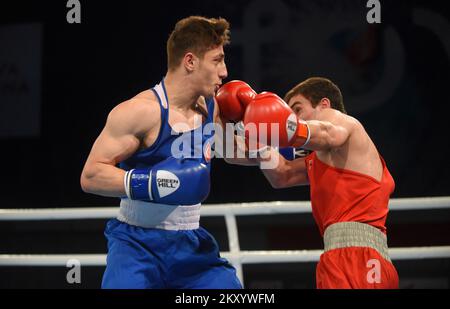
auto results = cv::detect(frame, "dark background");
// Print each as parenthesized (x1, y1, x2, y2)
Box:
(0, 0, 449, 289)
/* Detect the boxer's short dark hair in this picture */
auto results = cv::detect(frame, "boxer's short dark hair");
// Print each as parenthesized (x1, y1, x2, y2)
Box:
(167, 16, 230, 70)
(285, 77, 346, 114)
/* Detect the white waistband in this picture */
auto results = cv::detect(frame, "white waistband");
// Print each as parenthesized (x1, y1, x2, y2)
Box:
(323, 222, 391, 262)
(117, 198, 201, 230)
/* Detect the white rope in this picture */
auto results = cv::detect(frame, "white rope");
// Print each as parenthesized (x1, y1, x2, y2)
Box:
(1, 196, 449, 287)
(0, 254, 106, 266)
(1, 246, 449, 266)
(1, 196, 449, 221)
(224, 214, 243, 284)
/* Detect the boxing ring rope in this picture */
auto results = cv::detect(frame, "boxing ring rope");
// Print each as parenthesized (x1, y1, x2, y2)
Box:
(1, 196, 450, 286)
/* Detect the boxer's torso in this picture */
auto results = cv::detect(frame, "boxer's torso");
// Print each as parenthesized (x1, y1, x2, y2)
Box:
(120, 78, 215, 172)
(305, 116, 395, 236)
(131, 90, 210, 151)
(314, 114, 383, 182)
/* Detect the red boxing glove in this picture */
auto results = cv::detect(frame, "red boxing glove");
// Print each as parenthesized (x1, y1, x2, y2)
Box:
(243, 92, 310, 148)
(215, 80, 256, 122)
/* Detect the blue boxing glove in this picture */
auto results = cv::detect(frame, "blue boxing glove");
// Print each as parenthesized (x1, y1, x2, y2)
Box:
(278, 147, 312, 161)
(124, 157, 210, 205)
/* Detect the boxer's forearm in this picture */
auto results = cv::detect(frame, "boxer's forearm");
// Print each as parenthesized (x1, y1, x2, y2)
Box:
(216, 129, 259, 165)
(260, 154, 289, 188)
(224, 156, 260, 166)
(80, 162, 126, 197)
(301, 120, 349, 151)
(225, 134, 261, 165)
(222, 143, 260, 165)
(260, 149, 309, 188)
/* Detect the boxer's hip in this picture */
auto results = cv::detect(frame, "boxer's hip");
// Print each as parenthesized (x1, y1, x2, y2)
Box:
(317, 222, 398, 288)
(117, 198, 200, 230)
(323, 221, 391, 262)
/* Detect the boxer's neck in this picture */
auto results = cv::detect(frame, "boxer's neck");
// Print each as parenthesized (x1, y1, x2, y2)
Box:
(164, 71, 199, 111)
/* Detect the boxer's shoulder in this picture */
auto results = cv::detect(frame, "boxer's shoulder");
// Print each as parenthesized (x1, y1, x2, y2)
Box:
(131, 89, 161, 112)
(318, 109, 359, 131)
(107, 91, 161, 137)
(133, 89, 158, 101)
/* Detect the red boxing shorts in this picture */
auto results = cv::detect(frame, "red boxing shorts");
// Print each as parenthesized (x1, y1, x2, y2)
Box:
(316, 222, 399, 289)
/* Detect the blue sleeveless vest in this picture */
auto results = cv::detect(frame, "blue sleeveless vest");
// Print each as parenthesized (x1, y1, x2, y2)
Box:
(119, 78, 215, 172)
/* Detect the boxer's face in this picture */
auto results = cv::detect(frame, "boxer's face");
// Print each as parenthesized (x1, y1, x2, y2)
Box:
(288, 94, 317, 120)
(196, 45, 228, 98)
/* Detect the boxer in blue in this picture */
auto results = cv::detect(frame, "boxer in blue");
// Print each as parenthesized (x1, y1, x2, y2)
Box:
(80, 16, 243, 289)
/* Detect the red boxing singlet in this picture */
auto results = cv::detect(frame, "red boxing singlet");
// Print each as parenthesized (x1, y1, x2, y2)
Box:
(304, 152, 395, 236)
(304, 152, 399, 289)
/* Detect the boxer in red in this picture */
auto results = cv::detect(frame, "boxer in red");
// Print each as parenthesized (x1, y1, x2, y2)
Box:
(218, 77, 399, 289)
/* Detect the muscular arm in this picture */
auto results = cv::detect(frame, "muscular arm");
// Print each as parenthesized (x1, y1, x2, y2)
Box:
(261, 110, 355, 188)
(80, 99, 159, 197)
(260, 148, 309, 188)
(300, 109, 354, 151)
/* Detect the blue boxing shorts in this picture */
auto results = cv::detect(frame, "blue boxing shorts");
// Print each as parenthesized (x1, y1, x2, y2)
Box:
(101, 218, 242, 289)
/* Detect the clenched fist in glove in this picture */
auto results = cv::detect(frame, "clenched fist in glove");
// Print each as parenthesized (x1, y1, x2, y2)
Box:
(215, 80, 256, 122)
(243, 92, 310, 148)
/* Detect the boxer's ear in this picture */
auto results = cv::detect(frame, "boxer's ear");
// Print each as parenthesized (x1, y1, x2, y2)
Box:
(183, 52, 197, 73)
(319, 98, 331, 109)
